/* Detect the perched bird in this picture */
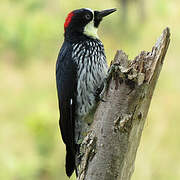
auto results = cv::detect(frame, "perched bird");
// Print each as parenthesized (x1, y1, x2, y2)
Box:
(56, 8, 116, 177)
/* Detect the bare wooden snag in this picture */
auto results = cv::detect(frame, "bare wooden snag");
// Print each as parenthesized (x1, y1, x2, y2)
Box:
(77, 28, 170, 180)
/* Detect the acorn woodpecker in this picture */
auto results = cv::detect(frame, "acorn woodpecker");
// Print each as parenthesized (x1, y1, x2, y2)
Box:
(56, 8, 116, 177)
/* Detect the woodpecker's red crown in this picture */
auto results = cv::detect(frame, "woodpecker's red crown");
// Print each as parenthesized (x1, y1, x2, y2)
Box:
(64, 8, 116, 39)
(64, 12, 74, 30)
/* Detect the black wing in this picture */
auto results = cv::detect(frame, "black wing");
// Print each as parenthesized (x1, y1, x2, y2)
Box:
(56, 41, 77, 177)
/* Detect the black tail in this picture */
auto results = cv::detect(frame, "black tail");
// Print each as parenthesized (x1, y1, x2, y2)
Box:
(65, 146, 75, 177)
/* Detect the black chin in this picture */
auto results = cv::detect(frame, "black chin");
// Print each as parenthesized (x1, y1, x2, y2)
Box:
(94, 8, 117, 28)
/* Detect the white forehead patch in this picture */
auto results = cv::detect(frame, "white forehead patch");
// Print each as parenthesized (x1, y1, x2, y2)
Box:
(84, 8, 94, 14)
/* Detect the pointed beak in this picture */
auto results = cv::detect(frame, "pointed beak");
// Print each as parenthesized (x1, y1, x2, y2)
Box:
(97, 8, 117, 18)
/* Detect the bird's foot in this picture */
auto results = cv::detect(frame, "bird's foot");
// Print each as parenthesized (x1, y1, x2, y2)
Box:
(95, 82, 107, 102)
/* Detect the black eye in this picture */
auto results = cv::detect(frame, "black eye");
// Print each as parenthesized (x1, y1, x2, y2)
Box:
(85, 14, 91, 20)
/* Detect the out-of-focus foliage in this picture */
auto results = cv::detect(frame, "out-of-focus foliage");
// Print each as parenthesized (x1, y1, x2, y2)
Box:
(0, 0, 180, 179)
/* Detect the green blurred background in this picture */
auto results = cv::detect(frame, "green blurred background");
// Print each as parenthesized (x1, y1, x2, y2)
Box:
(0, 0, 179, 179)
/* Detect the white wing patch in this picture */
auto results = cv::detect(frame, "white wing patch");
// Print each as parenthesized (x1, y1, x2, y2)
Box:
(70, 98, 73, 105)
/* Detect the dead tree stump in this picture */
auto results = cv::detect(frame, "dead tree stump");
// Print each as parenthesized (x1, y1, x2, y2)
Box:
(77, 28, 170, 180)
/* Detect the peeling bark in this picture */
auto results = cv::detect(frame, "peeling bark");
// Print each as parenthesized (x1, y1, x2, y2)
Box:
(77, 28, 170, 180)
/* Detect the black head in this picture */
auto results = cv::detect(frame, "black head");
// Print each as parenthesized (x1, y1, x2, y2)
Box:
(64, 8, 116, 41)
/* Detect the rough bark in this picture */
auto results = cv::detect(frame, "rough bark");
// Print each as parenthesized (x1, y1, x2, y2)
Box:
(77, 28, 170, 180)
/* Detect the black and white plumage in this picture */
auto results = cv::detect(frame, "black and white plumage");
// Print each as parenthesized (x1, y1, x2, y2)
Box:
(56, 8, 116, 177)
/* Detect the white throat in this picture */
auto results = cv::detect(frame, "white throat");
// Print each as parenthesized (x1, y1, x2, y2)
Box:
(84, 21, 98, 39)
